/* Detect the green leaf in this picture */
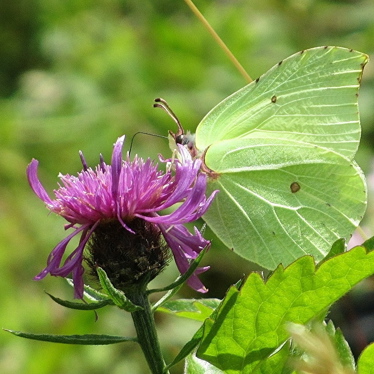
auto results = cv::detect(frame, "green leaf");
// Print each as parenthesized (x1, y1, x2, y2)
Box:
(157, 299, 220, 321)
(96, 267, 143, 312)
(192, 46, 368, 270)
(184, 353, 224, 373)
(66, 278, 110, 301)
(197, 246, 374, 373)
(164, 327, 204, 371)
(325, 320, 355, 370)
(166, 286, 241, 370)
(4, 329, 136, 345)
(46, 292, 114, 310)
(320, 238, 346, 264)
(251, 343, 292, 374)
(362, 235, 374, 252)
(357, 343, 374, 374)
(152, 283, 184, 312)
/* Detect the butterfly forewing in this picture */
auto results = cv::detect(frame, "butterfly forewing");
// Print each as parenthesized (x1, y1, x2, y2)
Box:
(196, 47, 367, 159)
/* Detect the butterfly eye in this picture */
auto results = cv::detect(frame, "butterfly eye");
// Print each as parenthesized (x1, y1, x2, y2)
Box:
(175, 134, 185, 145)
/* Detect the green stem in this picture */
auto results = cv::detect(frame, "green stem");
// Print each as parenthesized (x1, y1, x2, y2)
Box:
(128, 290, 168, 374)
(184, 0, 253, 83)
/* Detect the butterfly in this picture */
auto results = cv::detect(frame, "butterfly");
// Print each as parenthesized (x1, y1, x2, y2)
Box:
(161, 46, 368, 270)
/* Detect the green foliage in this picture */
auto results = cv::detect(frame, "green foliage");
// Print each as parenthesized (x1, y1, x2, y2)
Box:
(157, 298, 220, 322)
(46, 292, 114, 311)
(5, 330, 136, 345)
(357, 343, 374, 374)
(165, 328, 204, 372)
(184, 353, 223, 373)
(196, 246, 374, 373)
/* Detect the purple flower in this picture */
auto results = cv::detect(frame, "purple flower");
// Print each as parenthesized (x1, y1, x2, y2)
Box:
(27, 135, 218, 298)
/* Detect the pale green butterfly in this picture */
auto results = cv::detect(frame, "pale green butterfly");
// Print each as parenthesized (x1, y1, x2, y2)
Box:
(162, 46, 368, 270)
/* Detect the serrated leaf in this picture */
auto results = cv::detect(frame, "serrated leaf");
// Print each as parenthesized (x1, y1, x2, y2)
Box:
(157, 299, 220, 321)
(4, 329, 136, 345)
(197, 246, 374, 373)
(357, 343, 374, 374)
(184, 353, 224, 373)
(46, 292, 114, 310)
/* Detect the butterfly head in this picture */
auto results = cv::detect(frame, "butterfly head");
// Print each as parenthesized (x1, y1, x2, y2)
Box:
(154, 98, 217, 177)
(173, 131, 197, 155)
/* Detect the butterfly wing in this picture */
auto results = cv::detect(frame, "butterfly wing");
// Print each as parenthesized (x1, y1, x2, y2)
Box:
(196, 46, 368, 269)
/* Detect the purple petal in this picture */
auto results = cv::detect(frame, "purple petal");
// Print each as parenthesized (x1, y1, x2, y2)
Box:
(99, 154, 106, 172)
(52, 227, 91, 276)
(185, 266, 210, 293)
(34, 225, 88, 280)
(27, 159, 53, 204)
(79, 151, 88, 171)
(71, 263, 85, 299)
(170, 242, 209, 293)
(160, 223, 210, 293)
(138, 175, 218, 225)
(150, 155, 201, 211)
(111, 135, 125, 201)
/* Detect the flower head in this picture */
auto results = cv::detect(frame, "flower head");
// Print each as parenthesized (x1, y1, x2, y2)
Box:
(27, 135, 218, 298)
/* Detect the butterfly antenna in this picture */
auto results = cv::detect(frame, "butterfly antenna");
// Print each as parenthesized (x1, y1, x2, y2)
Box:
(153, 98, 185, 138)
(128, 131, 167, 156)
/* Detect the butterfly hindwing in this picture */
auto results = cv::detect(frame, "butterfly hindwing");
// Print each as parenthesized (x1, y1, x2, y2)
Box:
(203, 137, 366, 268)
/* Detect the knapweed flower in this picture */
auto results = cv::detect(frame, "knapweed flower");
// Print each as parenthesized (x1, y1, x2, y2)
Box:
(27, 135, 218, 298)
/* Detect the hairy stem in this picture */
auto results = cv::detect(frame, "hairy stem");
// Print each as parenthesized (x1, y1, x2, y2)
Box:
(128, 290, 169, 374)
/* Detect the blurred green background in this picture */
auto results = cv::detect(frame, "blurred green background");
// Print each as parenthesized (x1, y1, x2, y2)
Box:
(1, 0, 374, 373)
